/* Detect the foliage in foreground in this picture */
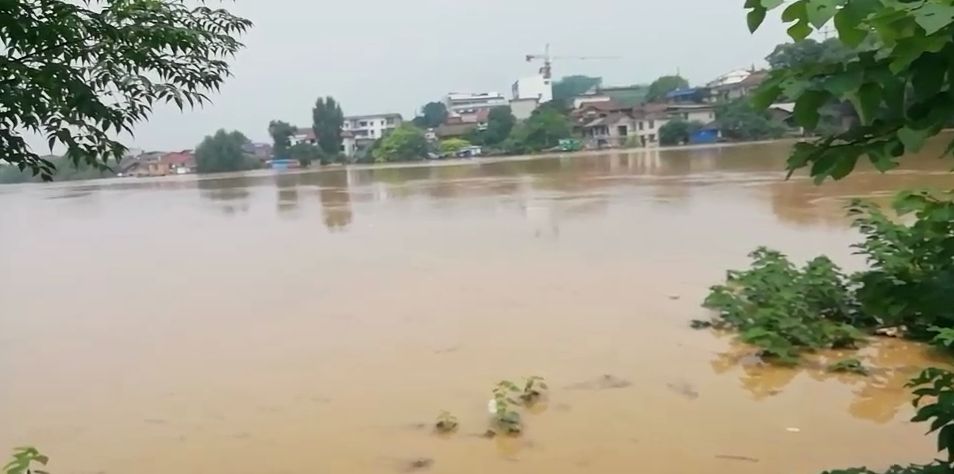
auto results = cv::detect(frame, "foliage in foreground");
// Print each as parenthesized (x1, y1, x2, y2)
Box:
(746, 0, 954, 183)
(4, 447, 48, 474)
(702, 190, 954, 363)
(0, 0, 251, 180)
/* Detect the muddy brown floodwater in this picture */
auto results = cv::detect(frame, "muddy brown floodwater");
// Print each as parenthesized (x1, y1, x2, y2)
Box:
(3, 141, 954, 473)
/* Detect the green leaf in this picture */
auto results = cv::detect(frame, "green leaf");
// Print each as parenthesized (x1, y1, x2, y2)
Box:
(782, 0, 808, 22)
(829, 150, 861, 180)
(849, 82, 882, 125)
(787, 19, 813, 40)
(751, 83, 782, 109)
(794, 90, 830, 129)
(914, 3, 954, 35)
(911, 54, 947, 100)
(761, 0, 784, 8)
(898, 127, 930, 153)
(833, 9, 866, 47)
(748, 6, 768, 33)
(807, 0, 838, 28)
(823, 68, 863, 97)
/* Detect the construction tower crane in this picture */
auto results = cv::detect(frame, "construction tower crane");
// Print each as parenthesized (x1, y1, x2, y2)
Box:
(525, 43, 620, 80)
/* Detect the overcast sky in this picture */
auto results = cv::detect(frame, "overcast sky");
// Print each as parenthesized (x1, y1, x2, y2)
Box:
(109, 0, 793, 152)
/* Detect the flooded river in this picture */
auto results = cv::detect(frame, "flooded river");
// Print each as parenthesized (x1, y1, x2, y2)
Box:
(2, 141, 954, 473)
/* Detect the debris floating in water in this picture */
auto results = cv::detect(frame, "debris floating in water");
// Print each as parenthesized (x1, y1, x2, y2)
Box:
(786, 427, 801, 433)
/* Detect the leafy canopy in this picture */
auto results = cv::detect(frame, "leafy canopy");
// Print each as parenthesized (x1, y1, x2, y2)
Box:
(505, 105, 571, 153)
(659, 119, 704, 146)
(268, 120, 295, 159)
(552, 75, 602, 101)
(766, 38, 852, 70)
(0, 0, 252, 180)
(372, 124, 427, 162)
(312, 97, 344, 156)
(646, 75, 690, 102)
(412, 101, 448, 129)
(746, 0, 954, 182)
(195, 129, 253, 174)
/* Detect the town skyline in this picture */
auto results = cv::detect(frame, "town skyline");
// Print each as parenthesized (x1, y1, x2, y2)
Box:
(24, 0, 797, 154)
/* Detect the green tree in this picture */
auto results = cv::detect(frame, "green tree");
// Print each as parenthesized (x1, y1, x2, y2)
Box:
(659, 119, 704, 146)
(0, 1, 251, 180)
(646, 75, 690, 102)
(312, 97, 344, 156)
(439, 138, 471, 155)
(745, 0, 954, 182)
(289, 142, 323, 167)
(766, 38, 851, 70)
(195, 130, 253, 174)
(372, 124, 428, 162)
(552, 75, 602, 101)
(268, 120, 296, 159)
(506, 107, 571, 153)
(412, 101, 448, 129)
(471, 106, 516, 146)
(716, 99, 786, 141)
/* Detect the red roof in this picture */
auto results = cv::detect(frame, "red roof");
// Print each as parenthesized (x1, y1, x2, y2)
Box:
(161, 150, 194, 166)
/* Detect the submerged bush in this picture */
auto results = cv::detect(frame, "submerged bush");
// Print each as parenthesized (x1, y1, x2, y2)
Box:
(703, 247, 865, 363)
(850, 191, 954, 341)
(702, 191, 954, 363)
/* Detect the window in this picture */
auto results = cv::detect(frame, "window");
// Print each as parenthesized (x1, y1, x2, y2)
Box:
(649, 120, 655, 129)
(386, 118, 394, 125)
(638, 121, 644, 131)
(649, 133, 657, 142)
(359, 120, 368, 127)
(617, 125, 628, 136)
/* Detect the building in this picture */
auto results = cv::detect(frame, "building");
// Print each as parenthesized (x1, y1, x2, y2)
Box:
(342, 113, 402, 142)
(632, 105, 671, 148)
(289, 128, 316, 146)
(512, 74, 552, 103)
(161, 150, 196, 174)
(341, 113, 403, 158)
(444, 92, 508, 115)
(581, 113, 634, 148)
(667, 104, 717, 124)
(510, 98, 540, 120)
(707, 69, 768, 102)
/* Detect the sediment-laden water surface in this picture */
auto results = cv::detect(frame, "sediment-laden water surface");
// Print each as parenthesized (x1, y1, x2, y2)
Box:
(3, 142, 953, 473)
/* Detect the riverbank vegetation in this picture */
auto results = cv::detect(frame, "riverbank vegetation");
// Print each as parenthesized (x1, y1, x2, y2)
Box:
(720, 0, 954, 472)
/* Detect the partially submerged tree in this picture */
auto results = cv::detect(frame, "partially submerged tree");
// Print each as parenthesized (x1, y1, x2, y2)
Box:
(268, 120, 296, 159)
(195, 129, 253, 174)
(0, 0, 252, 180)
(372, 124, 427, 162)
(312, 97, 344, 156)
(659, 119, 704, 146)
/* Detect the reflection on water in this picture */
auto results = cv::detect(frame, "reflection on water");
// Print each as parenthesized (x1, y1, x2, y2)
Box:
(711, 337, 951, 424)
(3, 141, 954, 474)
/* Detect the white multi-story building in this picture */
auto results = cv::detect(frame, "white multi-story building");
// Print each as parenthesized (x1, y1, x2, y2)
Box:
(340, 113, 403, 157)
(511, 74, 552, 103)
(342, 113, 403, 141)
(444, 92, 508, 115)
